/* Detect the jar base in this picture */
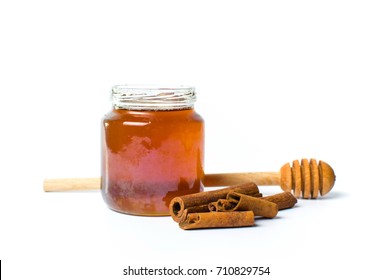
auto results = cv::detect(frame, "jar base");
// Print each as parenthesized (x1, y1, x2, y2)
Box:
(107, 206, 171, 217)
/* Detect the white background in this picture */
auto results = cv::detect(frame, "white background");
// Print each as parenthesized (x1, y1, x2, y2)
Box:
(1, 0, 390, 279)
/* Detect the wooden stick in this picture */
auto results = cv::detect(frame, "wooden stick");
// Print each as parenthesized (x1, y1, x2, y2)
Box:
(42, 159, 336, 199)
(43, 178, 101, 191)
(43, 173, 279, 192)
(204, 172, 280, 187)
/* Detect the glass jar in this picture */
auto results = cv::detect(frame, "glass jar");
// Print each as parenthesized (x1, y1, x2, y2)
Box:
(101, 85, 204, 216)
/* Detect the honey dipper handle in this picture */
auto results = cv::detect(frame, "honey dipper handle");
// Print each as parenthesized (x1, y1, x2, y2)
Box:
(44, 172, 281, 192)
(44, 178, 101, 192)
(203, 172, 280, 187)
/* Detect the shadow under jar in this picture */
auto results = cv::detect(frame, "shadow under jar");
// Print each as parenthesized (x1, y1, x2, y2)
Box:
(101, 85, 204, 216)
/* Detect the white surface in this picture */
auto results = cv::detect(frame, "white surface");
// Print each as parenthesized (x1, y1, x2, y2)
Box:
(1, 0, 390, 279)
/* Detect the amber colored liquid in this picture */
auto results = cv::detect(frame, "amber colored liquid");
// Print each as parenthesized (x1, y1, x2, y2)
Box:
(101, 108, 204, 216)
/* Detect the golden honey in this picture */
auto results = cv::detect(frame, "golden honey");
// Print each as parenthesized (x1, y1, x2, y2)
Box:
(101, 86, 204, 216)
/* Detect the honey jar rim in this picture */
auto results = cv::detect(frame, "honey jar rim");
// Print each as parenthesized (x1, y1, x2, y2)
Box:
(111, 84, 196, 110)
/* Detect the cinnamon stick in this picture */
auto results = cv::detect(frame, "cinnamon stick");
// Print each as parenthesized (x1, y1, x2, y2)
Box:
(179, 211, 255, 230)
(210, 191, 297, 213)
(211, 192, 278, 218)
(262, 191, 297, 210)
(169, 182, 260, 222)
(208, 199, 235, 212)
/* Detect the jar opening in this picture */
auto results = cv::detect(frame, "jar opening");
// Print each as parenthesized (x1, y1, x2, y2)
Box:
(111, 85, 196, 111)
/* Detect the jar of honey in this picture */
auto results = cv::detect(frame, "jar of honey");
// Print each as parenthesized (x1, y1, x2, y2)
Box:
(101, 85, 204, 216)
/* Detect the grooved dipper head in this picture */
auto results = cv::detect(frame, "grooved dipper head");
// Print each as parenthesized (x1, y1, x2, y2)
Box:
(280, 159, 336, 199)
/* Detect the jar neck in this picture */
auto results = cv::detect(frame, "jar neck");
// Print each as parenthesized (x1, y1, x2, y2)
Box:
(111, 85, 196, 111)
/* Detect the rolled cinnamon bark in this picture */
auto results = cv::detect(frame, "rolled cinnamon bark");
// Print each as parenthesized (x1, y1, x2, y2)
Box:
(179, 211, 255, 230)
(262, 191, 297, 210)
(212, 192, 279, 218)
(209, 191, 298, 212)
(208, 199, 235, 212)
(169, 182, 260, 222)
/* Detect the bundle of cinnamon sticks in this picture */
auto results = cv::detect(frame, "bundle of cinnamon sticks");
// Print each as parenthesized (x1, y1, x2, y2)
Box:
(169, 182, 297, 230)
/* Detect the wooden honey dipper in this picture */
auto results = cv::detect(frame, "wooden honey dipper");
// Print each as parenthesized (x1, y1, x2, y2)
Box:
(204, 159, 335, 199)
(43, 159, 335, 199)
